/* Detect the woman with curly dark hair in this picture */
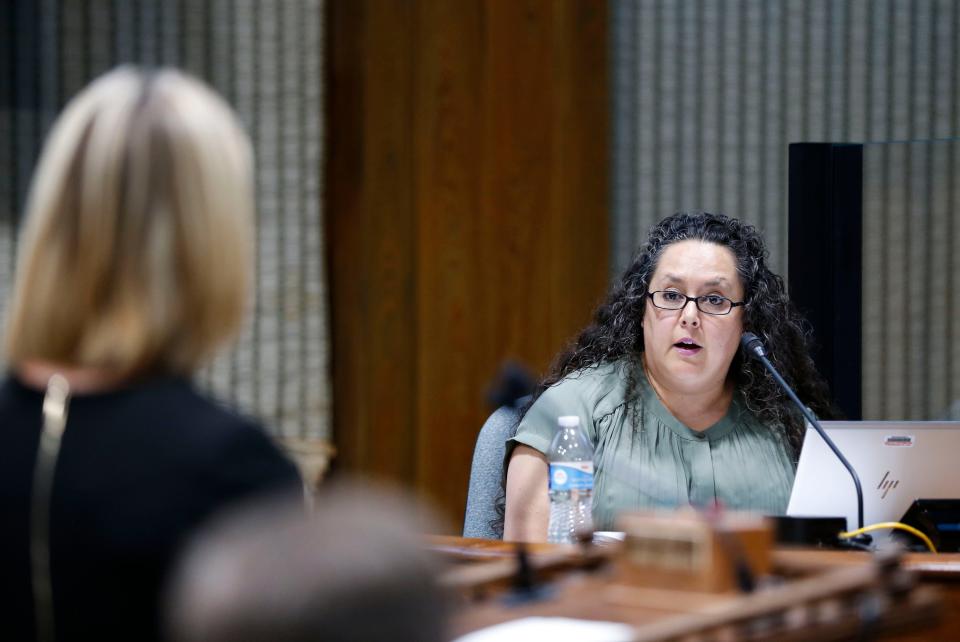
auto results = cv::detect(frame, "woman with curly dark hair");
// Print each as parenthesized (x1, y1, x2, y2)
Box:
(503, 212, 836, 541)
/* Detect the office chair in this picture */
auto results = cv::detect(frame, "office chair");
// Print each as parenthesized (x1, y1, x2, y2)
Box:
(462, 402, 525, 539)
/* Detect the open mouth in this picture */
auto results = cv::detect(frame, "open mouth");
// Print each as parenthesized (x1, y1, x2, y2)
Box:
(673, 339, 702, 353)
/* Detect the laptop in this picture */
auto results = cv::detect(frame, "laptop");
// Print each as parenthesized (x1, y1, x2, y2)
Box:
(787, 421, 960, 534)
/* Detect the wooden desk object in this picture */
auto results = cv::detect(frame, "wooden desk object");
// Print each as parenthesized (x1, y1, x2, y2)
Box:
(431, 536, 947, 641)
(617, 510, 772, 593)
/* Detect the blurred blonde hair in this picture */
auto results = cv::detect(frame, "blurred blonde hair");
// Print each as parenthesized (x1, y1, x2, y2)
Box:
(4, 67, 254, 377)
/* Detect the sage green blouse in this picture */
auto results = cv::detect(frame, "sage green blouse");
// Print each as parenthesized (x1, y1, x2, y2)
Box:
(507, 361, 796, 530)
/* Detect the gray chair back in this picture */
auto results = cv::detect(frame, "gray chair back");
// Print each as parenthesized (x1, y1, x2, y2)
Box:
(461, 404, 524, 539)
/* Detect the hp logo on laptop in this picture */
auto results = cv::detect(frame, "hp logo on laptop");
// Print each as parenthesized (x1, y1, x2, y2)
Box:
(877, 471, 900, 499)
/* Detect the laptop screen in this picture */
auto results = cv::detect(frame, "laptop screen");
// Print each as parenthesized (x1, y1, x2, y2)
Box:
(787, 421, 960, 532)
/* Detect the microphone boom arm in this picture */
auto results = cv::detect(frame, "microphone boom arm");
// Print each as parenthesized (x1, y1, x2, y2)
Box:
(742, 333, 864, 530)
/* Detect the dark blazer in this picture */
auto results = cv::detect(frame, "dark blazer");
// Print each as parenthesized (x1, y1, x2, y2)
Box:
(0, 375, 302, 641)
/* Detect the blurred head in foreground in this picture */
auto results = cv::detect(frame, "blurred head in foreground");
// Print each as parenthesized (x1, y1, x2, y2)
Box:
(4, 66, 253, 377)
(167, 483, 452, 642)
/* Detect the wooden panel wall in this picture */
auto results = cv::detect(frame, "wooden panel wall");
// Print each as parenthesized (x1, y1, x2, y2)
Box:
(327, 0, 609, 529)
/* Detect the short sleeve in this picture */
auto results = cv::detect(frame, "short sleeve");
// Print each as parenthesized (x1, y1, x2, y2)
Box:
(508, 380, 594, 456)
(504, 363, 624, 471)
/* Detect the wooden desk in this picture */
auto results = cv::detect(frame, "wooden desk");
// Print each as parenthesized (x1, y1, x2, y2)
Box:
(775, 548, 960, 642)
(431, 537, 957, 641)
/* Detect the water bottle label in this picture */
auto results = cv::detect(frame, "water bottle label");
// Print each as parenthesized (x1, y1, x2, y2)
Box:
(549, 461, 594, 491)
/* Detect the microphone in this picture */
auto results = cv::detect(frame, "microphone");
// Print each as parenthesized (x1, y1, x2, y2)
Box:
(740, 332, 864, 530)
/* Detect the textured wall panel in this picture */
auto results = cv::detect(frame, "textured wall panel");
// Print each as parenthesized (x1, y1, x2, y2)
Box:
(612, 0, 960, 421)
(611, 0, 960, 276)
(0, 0, 330, 441)
(862, 141, 960, 421)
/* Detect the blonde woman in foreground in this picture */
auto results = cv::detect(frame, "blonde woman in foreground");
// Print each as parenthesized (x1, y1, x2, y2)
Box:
(0, 68, 300, 642)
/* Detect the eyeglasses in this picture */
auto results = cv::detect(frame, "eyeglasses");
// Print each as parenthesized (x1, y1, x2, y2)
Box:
(646, 290, 745, 316)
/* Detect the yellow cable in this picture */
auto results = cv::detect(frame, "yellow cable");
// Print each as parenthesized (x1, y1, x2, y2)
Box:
(839, 522, 937, 553)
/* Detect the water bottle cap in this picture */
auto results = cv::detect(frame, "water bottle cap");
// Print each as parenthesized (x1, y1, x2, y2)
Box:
(557, 415, 580, 428)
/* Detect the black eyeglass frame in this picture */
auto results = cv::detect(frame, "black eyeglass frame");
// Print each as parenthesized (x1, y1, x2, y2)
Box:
(645, 290, 746, 316)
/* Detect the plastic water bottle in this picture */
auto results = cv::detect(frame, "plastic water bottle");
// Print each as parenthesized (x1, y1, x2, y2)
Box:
(547, 415, 594, 544)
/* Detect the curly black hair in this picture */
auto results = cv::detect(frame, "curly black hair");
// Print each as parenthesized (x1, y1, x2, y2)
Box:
(530, 211, 837, 454)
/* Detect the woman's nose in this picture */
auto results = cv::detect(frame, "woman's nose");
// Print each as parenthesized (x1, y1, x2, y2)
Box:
(679, 299, 700, 327)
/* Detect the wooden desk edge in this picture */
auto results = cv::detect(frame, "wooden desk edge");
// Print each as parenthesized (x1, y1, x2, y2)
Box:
(772, 547, 960, 579)
(431, 536, 960, 577)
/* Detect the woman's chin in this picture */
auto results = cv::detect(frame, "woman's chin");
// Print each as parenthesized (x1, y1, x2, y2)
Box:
(660, 365, 723, 393)
(663, 353, 706, 373)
